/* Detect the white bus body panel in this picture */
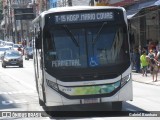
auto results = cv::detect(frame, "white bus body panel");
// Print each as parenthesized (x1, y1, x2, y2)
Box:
(45, 87, 63, 106)
(101, 80, 132, 102)
(45, 81, 132, 106)
(118, 80, 133, 101)
(44, 66, 132, 106)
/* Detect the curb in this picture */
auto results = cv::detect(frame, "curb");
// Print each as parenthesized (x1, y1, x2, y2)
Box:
(133, 79, 160, 86)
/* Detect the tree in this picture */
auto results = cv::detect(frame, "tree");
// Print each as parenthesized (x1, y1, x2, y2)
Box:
(0, 0, 2, 20)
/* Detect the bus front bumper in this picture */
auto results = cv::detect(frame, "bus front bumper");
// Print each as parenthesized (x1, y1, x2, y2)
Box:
(45, 80, 133, 107)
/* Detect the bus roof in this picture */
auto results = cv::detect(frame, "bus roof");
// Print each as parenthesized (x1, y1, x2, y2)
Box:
(32, 6, 125, 24)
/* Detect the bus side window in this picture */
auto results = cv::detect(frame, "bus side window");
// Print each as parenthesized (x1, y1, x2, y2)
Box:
(35, 31, 42, 49)
(44, 31, 53, 50)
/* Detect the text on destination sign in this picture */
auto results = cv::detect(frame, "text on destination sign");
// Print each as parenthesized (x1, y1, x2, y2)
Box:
(54, 12, 114, 24)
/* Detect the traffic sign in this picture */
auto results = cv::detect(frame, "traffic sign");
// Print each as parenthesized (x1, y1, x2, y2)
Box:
(14, 8, 35, 20)
(14, 8, 33, 14)
(15, 14, 35, 20)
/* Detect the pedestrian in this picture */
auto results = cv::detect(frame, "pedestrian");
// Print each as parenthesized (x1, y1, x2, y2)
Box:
(156, 48, 160, 62)
(130, 49, 135, 70)
(156, 48, 160, 72)
(140, 51, 149, 76)
(149, 56, 159, 82)
(133, 48, 140, 73)
(142, 46, 148, 55)
(148, 49, 155, 59)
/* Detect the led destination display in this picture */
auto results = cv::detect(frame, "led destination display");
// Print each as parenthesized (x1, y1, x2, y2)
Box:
(54, 12, 114, 24)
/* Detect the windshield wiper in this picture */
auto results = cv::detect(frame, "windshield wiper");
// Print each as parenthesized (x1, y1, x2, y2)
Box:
(63, 25, 79, 47)
(93, 22, 107, 44)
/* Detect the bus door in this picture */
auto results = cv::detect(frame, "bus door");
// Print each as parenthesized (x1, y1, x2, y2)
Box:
(35, 29, 44, 102)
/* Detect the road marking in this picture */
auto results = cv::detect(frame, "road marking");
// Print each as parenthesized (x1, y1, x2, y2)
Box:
(0, 71, 36, 90)
(0, 90, 36, 95)
(2, 99, 27, 105)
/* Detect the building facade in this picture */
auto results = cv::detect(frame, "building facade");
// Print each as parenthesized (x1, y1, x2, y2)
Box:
(1, 0, 35, 44)
(1, 0, 160, 50)
(127, 0, 160, 52)
(97, 0, 160, 51)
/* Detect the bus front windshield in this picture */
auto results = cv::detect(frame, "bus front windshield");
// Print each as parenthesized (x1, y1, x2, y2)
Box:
(44, 22, 130, 69)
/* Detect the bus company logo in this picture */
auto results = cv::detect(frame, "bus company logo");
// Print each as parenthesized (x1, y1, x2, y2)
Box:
(83, 82, 96, 85)
(1, 112, 12, 118)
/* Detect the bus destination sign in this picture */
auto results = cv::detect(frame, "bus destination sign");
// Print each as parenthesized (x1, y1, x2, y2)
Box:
(54, 12, 114, 24)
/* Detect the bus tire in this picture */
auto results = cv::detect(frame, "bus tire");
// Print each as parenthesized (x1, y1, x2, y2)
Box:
(112, 101, 122, 111)
(39, 98, 45, 106)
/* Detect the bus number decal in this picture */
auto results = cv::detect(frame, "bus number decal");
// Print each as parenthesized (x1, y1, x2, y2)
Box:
(52, 59, 81, 67)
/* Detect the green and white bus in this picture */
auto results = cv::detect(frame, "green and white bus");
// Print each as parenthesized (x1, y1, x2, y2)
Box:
(32, 6, 133, 111)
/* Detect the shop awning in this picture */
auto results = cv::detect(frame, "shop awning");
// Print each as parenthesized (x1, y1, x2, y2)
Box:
(127, 0, 160, 19)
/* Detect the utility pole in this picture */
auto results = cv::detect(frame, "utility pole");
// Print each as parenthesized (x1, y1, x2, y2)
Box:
(14, 14, 18, 44)
(20, 0, 25, 43)
(20, 19, 24, 43)
(4, 6, 7, 41)
(8, 0, 15, 43)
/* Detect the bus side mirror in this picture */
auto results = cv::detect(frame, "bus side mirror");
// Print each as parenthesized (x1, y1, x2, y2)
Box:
(35, 35, 42, 49)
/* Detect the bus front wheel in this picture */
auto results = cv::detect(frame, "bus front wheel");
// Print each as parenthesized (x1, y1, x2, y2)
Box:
(39, 98, 45, 106)
(112, 101, 122, 111)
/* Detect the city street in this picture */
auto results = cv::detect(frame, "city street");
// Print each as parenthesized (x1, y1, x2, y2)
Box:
(1, 0, 160, 120)
(0, 58, 160, 119)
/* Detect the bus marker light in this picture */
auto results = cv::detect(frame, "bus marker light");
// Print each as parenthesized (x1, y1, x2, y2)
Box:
(121, 74, 130, 87)
(46, 79, 58, 91)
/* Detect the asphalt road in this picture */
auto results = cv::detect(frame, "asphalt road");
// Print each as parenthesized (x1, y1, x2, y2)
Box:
(0, 58, 160, 119)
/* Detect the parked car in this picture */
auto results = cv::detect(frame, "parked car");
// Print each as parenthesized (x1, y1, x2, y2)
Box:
(4, 41, 14, 48)
(1, 50, 23, 68)
(0, 46, 11, 60)
(13, 44, 23, 51)
(0, 40, 4, 46)
(24, 47, 33, 60)
(12, 44, 23, 55)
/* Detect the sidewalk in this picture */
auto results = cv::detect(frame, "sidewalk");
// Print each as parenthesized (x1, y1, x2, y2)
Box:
(132, 70, 160, 86)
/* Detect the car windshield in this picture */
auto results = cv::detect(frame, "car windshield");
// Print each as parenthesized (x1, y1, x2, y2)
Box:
(0, 48, 10, 51)
(6, 43, 13, 46)
(44, 22, 129, 69)
(14, 45, 22, 48)
(26, 47, 33, 52)
(5, 51, 21, 57)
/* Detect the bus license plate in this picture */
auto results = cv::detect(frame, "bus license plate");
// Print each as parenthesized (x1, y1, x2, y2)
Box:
(82, 98, 99, 104)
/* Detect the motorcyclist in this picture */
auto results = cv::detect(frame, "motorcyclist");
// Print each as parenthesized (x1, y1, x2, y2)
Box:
(18, 46, 22, 51)
(17, 46, 22, 54)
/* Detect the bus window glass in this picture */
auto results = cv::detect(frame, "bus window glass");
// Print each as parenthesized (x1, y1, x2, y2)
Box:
(44, 23, 129, 69)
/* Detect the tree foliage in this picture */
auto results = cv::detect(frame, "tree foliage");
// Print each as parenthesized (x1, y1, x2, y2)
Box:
(0, 0, 2, 12)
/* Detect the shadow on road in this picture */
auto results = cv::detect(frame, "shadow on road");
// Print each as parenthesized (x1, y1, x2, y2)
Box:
(1, 66, 24, 69)
(41, 102, 152, 119)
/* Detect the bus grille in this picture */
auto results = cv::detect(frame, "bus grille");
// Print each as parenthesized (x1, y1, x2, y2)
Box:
(59, 73, 118, 81)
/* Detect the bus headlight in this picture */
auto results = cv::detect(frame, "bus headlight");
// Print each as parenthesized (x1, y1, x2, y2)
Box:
(121, 74, 131, 87)
(46, 79, 58, 91)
